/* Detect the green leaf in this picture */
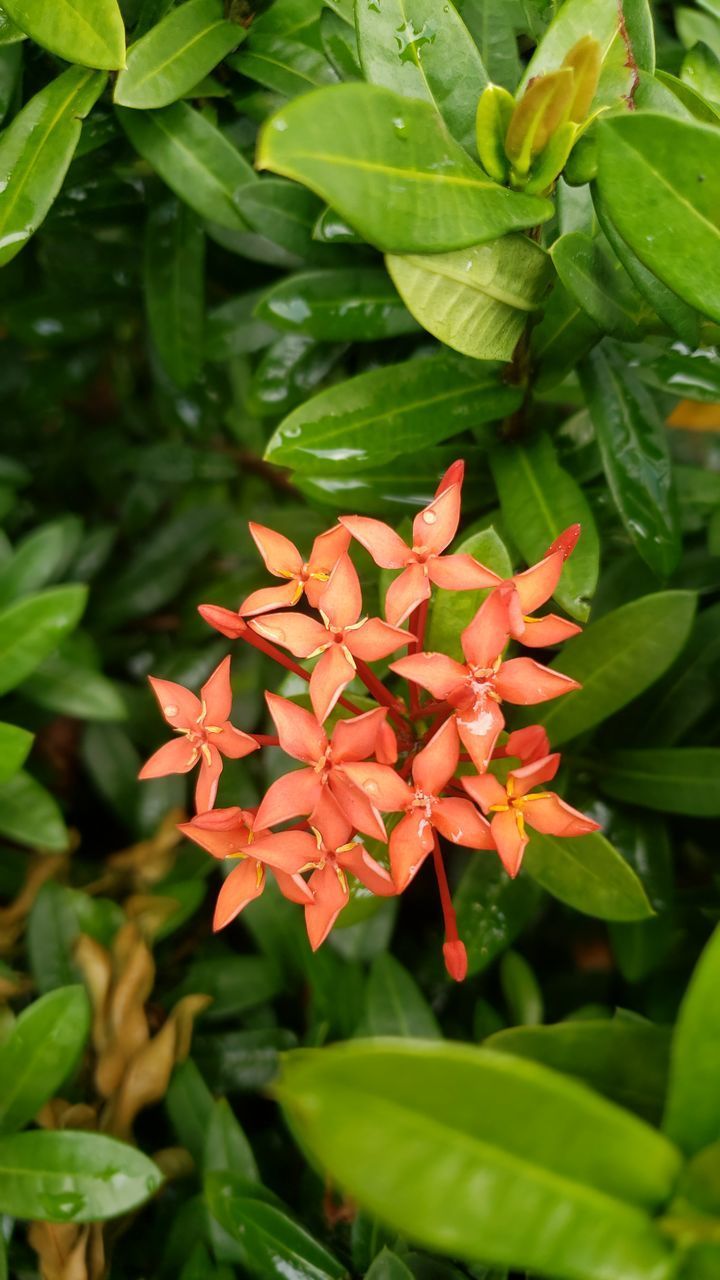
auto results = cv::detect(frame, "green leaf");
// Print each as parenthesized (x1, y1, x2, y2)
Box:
(206, 289, 278, 360)
(166, 1058, 215, 1167)
(364, 955, 441, 1038)
(249, 334, 345, 418)
(676, 6, 720, 59)
(28, 882, 123, 993)
(0, 986, 90, 1133)
(0, 517, 82, 607)
(453, 855, 541, 977)
(204, 1098, 259, 1182)
(628, 603, 720, 747)
(265, 352, 521, 473)
(115, 0, 242, 108)
(321, 8, 360, 80)
(486, 1020, 671, 1126)
(579, 342, 681, 577)
(117, 102, 256, 231)
(531, 280, 601, 390)
(145, 199, 205, 388)
(551, 232, 649, 340)
(519, 0, 652, 107)
(20, 652, 127, 722)
(172, 954, 283, 1020)
(1, 0, 125, 68)
(205, 1173, 347, 1279)
(355, 0, 488, 152)
(490, 433, 599, 621)
(598, 749, 720, 817)
(365, 1249, 414, 1280)
(427, 526, 512, 661)
(523, 829, 654, 922)
(606, 812, 674, 983)
(665, 927, 720, 1156)
(0, 721, 32, 783)
(255, 268, 417, 341)
(0, 8, 25, 44)
(499, 951, 543, 1026)
(0, 584, 87, 695)
(0, 771, 68, 852)
(682, 41, 720, 106)
(0, 67, 106, 267)
(231, 33, 338, 97)
(386, 234, 551, 362)
(528, 592, 697, 745)
(0, 1130, 162, 1221)
(257, 83, 552, 253)
(274, 1041, 679, 1279)
(459, 0, 520, 92)
(596, 113, 720, 324)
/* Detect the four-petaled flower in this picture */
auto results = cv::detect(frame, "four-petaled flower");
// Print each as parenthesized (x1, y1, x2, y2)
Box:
(304, 808, 395, 951)
(239, 523, 350, 616)
(250, 554, 410, 722)
(341, 462, 499, 626)
(463, 727, 600, 877)
(139, 657, 258, 811)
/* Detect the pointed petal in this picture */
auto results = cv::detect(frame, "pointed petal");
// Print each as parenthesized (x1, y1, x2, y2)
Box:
(179, 808, 250, 859)
(348, 617, 411, 662)
(524, 794, 600, 838)
(312, 805, 354, 853)
(389, 810, 434, 891)
(308, 522, 352, 576)
(338, 842, 395, 896)
(251, 828, 319, 874)
(376, 719, 399, 765)
(547, 523, 581, 560)
(331, 705, 387, 763)
(429, 554, 502, 591)
(456, 698, 505, 773)
(310, 645, 355, 723)
(515, 613, 582, 647)
(512, 752, 561, 796)
(147, 677, 201, 731)
(413, 717, 459, 796)
(239, 581, 303, 617)
(326, 771, 387, 842)
(201, 656, 233, 724)
(504, 726, 550, 765)
(248, 523, 303, 577)
(139, 737, 198, 780)
(413, 483, 461, 555)
(305, 864, 349, 950)
(337, 762, 414, 812)
(512, 550, 565, 614)
(434, 797, 495, 849)
(273, 867, 314, 904)
(198, 604, 248, 638)
(251, 612, 328, 657)
(254, 768, 322, 829)
(215, 724, 259, 761)
(318, 553, 361, 630)
(265, 692, 327, 764)
(390, 653, 467, 701)
(195, 747, 222, 812)
(495, 658, 580, 705)
(214, 860, 264, 930)
(339, 516, 409, 569)
(491, 809, 528, 878)
(460, 590, 510, 669)
(461, 772, 508, 813)
(435, 458, 464, 496)
(385, 563, 431, 627)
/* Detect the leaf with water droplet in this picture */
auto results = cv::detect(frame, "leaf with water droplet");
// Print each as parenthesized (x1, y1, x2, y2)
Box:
(0, 1130, 163, 1221)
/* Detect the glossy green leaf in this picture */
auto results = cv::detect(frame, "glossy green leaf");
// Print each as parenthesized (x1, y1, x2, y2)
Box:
(231, 33, 338, 97)
(579, 342, 681, 577)
(20, 651, 127, 722)
(520, 0, 653, 106)
(386, 234, 551, 362)
(165, 1059, 215, 1167)
(531, 280, 601, 390)
(0, 8, 25, 44)
(274, 1041, 679, 1279)
(460, 0, 520, 92)
(530, 592, 697, 745)
(0, 517, 81, 607)
(145, 199, 205, 388)
(1, 0, 125, 68)
(0, 1130, 162, 1221)
(676, 6, 720, 59)
(490, 433, 599, 621)
(487, 1020, 671, 1125)
(296, 447, 494, 515)
(173, 954, 283, 1019)
(0, 67, 106, 267)
(629, 603, 720, 747)
(551, 232, 649, 340)
(117, 102, 256, 231)
(682, 41, 720, 105)
(0, 585, 87, 695)
(256, 268, 417, 341)
(665, 927, 720, 1156)
(596, 113, 720, 324)
(0, 986, 90, 1133)
(204, 1098, 259, 1182)
(499, 951, 543, 1026)
(598, 749, 720, 817)
(0, 42, 21, 125)
(321, 8, 360, 79)
(115, 0, 242, 108)
(365, 1249, 414, 1280)
(364, 955, 441, 1038)
(266, 352, 521, 473)
(257, 83, 552, 253)
(249, 335, 346, 418)
(206, 1173, 346, 1279)
(206, 289, 278, 360)
(234, 179, 341, 269)
(0, 770, 68, 852)
(355, 0, 487, 152)
(454, 855, 541, 977)
(28, 882, 123, 992)
(523, 829, 653, 922)
(0, 721, 32, 783)
(427, 526, 512, 661)
(606, 812, 674, 983)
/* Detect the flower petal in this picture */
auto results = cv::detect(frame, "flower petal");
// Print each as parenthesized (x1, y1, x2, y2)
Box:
(376, 719, 399, 765)
(200, 656, 233, 724)
(512, 752, 561, 796)
(547, 523, 581, 560)
(389, 810, 434, 890)
(524, 794, 600, 838)
(239, 581, 303, 617)
(310, 645, 355, 724)
(515, 613, 582, 647)
(461, 772, 507, 813)
(429, 554, 502, 591)
(433, 797, 495, 849)
(305, 864, 349, 951)
(460, 590, 509, 670)
(214, 724, 260, 761)
(491, 809, 528, 878)
(495, 659, 580, 705)
(308, 523, 352, 576)
(318, 552, 361, 630)
(251, 612, 328, 657)
(504, 726, 550, 765)
(385, 563, 431, 627)
(198, 604, 248, 638)
(413, 484, 461, 555)
(348, 617, 411, 662)
(255, 768, 322, 829)
(214, 860, 265, 930)
(326, 771, 387, 842)
(147, 677, 201, 731)
(265, 692, 327, 764)
(390, 652, 467, 701)
(273, 867, 315, 904)
(337, 762, 414, 812)
(248, 523, 303, 578)
(413, 716, 459, 796)
(512, 549, 565, 614)
(339, 516, 409, 569)
(456, 698, 505, 773)
(196, 747, 223, 812)
(251, 828, 319, 874)
(337, 842, 395, 895)
(139, 737, 199, 780)
(313, 805, 354, 853)
(179, 807, 251, 859)
(435, 458, 464, 495)
(331, 705, 387, 763)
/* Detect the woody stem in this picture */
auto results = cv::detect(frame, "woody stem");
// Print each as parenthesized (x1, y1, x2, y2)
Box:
(432, 832, 460, 945)
(354, 658, 409, 731)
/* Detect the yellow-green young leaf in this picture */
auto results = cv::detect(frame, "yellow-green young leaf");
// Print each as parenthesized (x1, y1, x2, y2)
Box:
(505, 69, 574, 175)
(0, 1131, 162, 1221)
(274, 1041, 680, 1280)
(519, 0, 654, 108)
(386, 234, 551, 362)
(523, 829, 654, 922)
(355, 0, 488, 153)
(0, 986, 90, 1133)
(0, 721, 32, 783)
(529, 592, 697, 746)
(115, 0, 243, 109)
(0, 68, 106, 267)
(0, 9, 25, 45)
(665, 928, 720, 1156)
(476, 83, 514, 182)
(257, 83, 553, 253)
(1, 0, 125, 69)
(596, 113, 720, 325)
(598, 749, 720, 817)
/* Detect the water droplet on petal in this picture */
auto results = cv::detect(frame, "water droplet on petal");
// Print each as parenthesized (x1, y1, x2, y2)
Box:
(364, 779, 380, 796)
(164, 704, 178, 717)
(423, 510, 437, 524)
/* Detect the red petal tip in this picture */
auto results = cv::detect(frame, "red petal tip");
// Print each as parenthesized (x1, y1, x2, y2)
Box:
(443, 939, 468, 982)
(548, 524, 581, 561)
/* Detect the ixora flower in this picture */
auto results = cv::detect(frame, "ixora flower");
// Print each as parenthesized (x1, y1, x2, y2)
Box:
(141, 457, 599, 981)
(139, 657, 258, 811)
(463, 727, 600, 876)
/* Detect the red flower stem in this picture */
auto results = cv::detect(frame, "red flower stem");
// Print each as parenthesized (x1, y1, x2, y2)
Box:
(354, 658, 409, 730)
(432, 832, 460, 945)
(421, 705, 453, 744)
(412, 597, 429, 650)
(252, 734, 280, 747)
(399, 752, 416, 780)
(238, 628, 362, 715)
(410, 699, 446, 721)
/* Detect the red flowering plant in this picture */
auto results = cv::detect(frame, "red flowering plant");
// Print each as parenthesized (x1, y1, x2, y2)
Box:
(139, 461, 598, 981)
